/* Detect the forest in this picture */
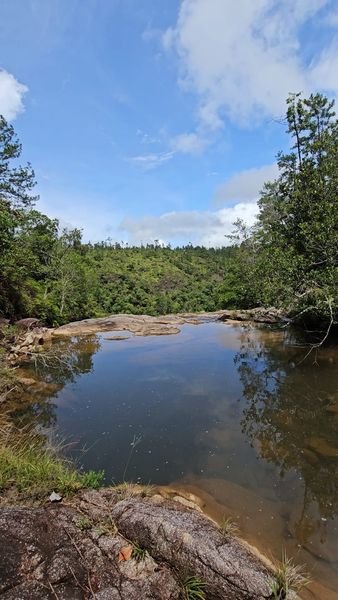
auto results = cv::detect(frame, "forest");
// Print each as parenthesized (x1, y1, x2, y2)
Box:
(0, 92, 337, 328)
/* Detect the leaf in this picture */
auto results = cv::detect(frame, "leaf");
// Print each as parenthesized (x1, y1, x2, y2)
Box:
(118, 545, 133, 562)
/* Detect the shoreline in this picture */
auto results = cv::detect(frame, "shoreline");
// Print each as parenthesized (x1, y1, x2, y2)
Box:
(0, 310, 331, 599)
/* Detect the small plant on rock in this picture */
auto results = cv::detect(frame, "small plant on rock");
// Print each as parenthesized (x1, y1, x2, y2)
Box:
(183, 576, 206, 600)
(132, 541, 147, 561)
(271, 551, 310, 599)
(77, 516, 92, 531)
(81, 469, 105, 489)
(220, 516, 239, 537)
(96, 515, 117, 536)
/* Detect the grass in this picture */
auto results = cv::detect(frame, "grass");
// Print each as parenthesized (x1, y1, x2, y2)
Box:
(77, 516, 92, 531)
(0, 326, 105, 501)
(114, 481, 154, 500)
(183, 576, 207, 600)
(132, 541, 147, 561)
(271, 551, 310, 599)
(219, 516, 239, 537)
(94, 515, 118, 536)
(0, 364, 19, 402)
(0, 420, 105, 499)
(122, 434, 142, 481)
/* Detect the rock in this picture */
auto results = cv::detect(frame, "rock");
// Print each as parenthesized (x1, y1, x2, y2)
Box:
(53, 315, 183, 337)
(111, 495, 275, 600)
(0, 489, 280, 600)
(52, 308, 287, 338)
(218, 307, 287, 324)
(8, 328, 53, 365)
(104, 335, 130, 341)
(14, 318, 41, 330)
(49, 491, 62, 502)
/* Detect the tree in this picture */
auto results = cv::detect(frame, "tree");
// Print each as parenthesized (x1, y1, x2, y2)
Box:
(237, 93, 338, 326)
(45, 228, 97, 324)
(0, 115, 58, 318)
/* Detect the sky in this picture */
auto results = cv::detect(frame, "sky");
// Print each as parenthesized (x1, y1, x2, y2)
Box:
(1, 0, 338, 246)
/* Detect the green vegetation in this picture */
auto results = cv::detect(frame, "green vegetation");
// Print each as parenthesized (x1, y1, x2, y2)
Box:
(182, 576, 207, 600)
(228, 93, 338, 329)
(0, 92, 337, 329)
(0, 114, 232, 323)
(76, 516, 93, 531)
(132, 541, 147, 561)
(0, 418, 105, 498)
(271, 551, 310, 599)
(219, 516, 239, 537)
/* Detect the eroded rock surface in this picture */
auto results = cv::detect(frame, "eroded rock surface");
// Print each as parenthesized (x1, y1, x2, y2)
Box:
(52, 308, 286, 338)
(7, 327, 53, 364)
(0, 488, 277, 600)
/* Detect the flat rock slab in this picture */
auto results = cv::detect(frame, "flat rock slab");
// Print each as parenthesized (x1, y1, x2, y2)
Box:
(52, 315, 183, 337)
(0, 488, 280, 600)
(52, 309, 286, 338)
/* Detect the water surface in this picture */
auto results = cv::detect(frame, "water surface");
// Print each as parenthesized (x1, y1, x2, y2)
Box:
(18, 322, 338, 599)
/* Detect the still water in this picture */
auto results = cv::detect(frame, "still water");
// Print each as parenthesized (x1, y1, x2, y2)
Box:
(18, 322, 338, 599)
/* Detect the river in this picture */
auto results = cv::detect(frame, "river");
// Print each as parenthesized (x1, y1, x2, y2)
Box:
(14, 321, 338, 599)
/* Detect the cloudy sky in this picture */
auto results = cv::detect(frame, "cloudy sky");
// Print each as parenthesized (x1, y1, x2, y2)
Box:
(1, 0, 337, 246)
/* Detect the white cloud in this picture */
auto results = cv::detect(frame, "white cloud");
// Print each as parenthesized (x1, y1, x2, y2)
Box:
(216, 163, 279, 205)
(122, 161, 276, 244)
(131, 130, 208, 169)
(310, 39, 338, 94)
(170, 132, 207, 154)
(0, 69, 28, 120)
(120, 202, 258, 247)
(38, 190, 122, 243)
(130, 151, 175, 170)
(164, 0, 336, 129)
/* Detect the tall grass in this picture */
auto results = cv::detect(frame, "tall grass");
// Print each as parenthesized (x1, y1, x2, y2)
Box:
(0, 419, 104, 497)
(271, 550, 310, 599)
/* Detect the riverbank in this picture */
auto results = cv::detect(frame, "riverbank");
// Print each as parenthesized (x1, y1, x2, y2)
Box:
(3, 311, 316, 599)
(51, 307, 286, 337)
(1, 484, 305, 600)
(1, 308, 286, 366)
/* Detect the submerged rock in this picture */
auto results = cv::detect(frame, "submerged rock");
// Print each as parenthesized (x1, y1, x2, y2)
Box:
(0, 488, 279, 600)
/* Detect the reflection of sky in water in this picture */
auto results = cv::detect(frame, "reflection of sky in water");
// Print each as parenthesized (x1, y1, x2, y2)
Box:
(29, 322, 338, 600)
(52, 324, 245, 485)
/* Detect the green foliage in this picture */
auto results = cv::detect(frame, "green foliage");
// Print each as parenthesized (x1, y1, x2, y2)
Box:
(80, 469, 105, 489)
(77, 516, 92, 531)
(230, 93, 338, 326)
(0, 420, 105, 497)
(0, 115, 235, 322)
(183, 576, 207, 600)
(0, 429, 81, 494)
(1, 94, 337, 330)
(132, 542, 146, 561)
(219, 516, 239, 537)
(271, 551, 310, 599)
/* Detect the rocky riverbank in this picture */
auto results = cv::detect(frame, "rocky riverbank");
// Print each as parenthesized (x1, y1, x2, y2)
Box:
(52, 307, 286, 338)
(1, 308, 286, 365)
(0, 485, 289, 600)
(1, 308, 305, 600)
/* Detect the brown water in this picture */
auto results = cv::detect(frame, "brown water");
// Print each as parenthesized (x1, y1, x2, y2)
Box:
(14, 322, 338, 599)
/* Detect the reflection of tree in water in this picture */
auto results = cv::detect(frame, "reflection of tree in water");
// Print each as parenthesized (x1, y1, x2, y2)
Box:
(11, 336, 101, 430)
(33, 336, 101, 385)
(235, 327, 338, 529)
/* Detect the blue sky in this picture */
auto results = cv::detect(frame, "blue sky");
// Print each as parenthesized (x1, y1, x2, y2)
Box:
(1, 0, 337, 245)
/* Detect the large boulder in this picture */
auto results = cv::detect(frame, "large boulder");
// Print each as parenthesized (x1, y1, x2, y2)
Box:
(0, 488, 280, 600)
